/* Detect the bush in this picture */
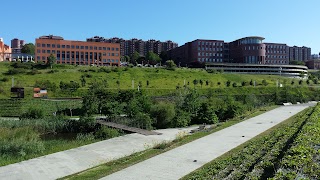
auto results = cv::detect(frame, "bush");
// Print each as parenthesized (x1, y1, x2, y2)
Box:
(94, 127, 120, 139)
(172, 110, 191, 127)
(47, 69, 59, 73)
(76, 133, 95, 141)
(20, 108, 45, 119)
(0, 77, 9, 82)
(151, 102, 176, 129)
(27, 69, 41, 75)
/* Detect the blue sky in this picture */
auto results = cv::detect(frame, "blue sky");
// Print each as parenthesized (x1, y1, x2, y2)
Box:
(1, 0, 319, 53)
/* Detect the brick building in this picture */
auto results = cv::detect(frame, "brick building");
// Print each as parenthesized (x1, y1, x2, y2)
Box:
(168, 36, 310, 66)
(86, 36, 178, 57)
(11, 38, 25, 54)
(35, 35, 120, 66)
(0, 38, 12, 61)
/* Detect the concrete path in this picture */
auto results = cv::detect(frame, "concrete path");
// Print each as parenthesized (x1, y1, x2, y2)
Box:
(0, 127, 195, 180)
(102, 103, 316, 180)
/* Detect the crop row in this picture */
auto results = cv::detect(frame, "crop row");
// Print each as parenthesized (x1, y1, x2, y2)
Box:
(183, 106, 314, 180)
(271, 104, 320, 179)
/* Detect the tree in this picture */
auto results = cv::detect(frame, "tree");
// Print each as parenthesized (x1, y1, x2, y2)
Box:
(195, 103, 219, 124)
(124, 55, 130, 62)
(313, 79, 318, 84)
(262, 79, 268, 86)
(291, 80, 295, 85)
(116, 80, 120, 89)
(21, 43, 35, 55)
(299, 79, 303, 85)
(199, 80, 203, 88)
(146, 51, 161, 65)
(131, 51, 140, 65)
(159, 51, 169, 63)
(146, 80, 149, 87)
(249, 79, 254, 86)
(150, 102, 175, 129)
(289, 60, 305, 66)
(226, 80, 231, 87)
(193, 79, 198, 88)
(205, 80, 209, 86)
(47, 54, 56, 69)
(232, 82, 237, 87)
(80, 75, 86, 87)
(306, 79, 310, 85)
(165, 60, 176, 70)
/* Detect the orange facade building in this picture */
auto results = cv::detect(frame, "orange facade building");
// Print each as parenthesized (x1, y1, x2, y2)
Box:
(0, 38, 12, 61)
(35, 35, 120, 66)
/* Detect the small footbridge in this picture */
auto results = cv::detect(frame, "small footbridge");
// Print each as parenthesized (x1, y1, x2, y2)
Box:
(96, 119, 162, 136)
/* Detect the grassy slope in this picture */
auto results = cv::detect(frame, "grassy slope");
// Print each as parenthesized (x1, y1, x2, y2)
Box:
(0, 62, 294, 98)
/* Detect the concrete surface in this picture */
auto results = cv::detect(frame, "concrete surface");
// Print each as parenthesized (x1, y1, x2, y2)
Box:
(0, 127, 195, 180)
(102, 103, 316, 180)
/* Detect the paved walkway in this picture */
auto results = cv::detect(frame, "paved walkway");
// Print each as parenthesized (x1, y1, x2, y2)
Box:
(102, 103, 316, 180)
(0, 127, 195, 180)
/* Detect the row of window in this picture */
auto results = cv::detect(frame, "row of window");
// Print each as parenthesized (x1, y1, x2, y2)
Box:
(198, 58, 223, 63)
(245, 56, 261, 64)
(266, 45, 286, 49)
(266, 55, 287, 59)
(36, 56, 118, 63)
(244, 46, 263, 50)
(198, 52, 223, 57)
(37, 43, 119, 51)
(265, 60, 287, 64)
(36, 50, 119, 57)
(198, 47, 223, 51)
(266, 50, 287, 54)
(198, 41, 223, 46)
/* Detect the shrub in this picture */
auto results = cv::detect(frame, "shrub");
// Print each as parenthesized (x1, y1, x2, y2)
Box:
(20, 108, 45, 119)
(76, 133, 95, 141)
(47, 69, 59, 73)
(133, 112, 154, 130)
(172, 110, 191, 127)
(94, 127, 120, 139)
(27, 69, 41, 75)
(151, 102, 176, 129)
(0, 77, 9, 82)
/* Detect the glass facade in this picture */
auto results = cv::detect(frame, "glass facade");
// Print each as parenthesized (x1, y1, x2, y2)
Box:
(240, 38, 263, 45)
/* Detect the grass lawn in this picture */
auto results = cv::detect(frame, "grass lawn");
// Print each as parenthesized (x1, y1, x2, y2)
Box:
(0, 62, 301, 98)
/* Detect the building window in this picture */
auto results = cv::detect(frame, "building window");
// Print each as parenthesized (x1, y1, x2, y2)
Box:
(37, 56, 40, 60)
(42, 50, 45, 53)
(37, 43, 40, 47)
(85, 46, 88, 50)
(116, 48, 119, 51)
(37, 50, 40, 53)
(71, 45, 74, 49)
(90, 46, 93, 50)
(94, 46, 97, 50)
(76, 46, 79, 49)
(99, 47, 102, 50)
(67, 45, 70, 49)
(57, 44, 60, 48)
(47, 50, 50, 53)
(81, 46, 84, 49)
(103, 47, 106, 50)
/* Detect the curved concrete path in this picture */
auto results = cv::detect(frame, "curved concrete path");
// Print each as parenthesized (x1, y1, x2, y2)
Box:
(102, 103, 316, 180)
(0, 127, 195, 180)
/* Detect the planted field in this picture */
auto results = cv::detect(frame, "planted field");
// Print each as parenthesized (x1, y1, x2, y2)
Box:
(183, 103, 320, 180)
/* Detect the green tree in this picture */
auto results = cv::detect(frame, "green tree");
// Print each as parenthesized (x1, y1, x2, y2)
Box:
(165, 60, 176, 70)
(80, 75, 86, 87)
(299, 79, 303, 85)
(146, 51, 161, 65)
(313, 79, 318, 84)
(195, 103, 219, 124)
(47, 54, 56, 69)
(159, 51, 169, 63)
(262, 79, 268, 86)
(21, 43, 35, 55)
(150, 102, 176, 129)
(199, 79, 203, 88)
(291, 80, 295, 85)
(205, 80, 209, 86)
(193, 79, 198, 88)
(116, 80, 120, 89)
(226, 80, 231, 87)
(131, 51, 140, 65)
(306, 79, 310, 85)
(172, 109, 191, 127)
(232, 82, 237, 87)
(249, 79, 254, 86)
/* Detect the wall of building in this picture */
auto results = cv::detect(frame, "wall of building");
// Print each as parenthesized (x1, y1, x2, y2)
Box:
(35, 36, 120, 66)
(0, 40, 12, 61)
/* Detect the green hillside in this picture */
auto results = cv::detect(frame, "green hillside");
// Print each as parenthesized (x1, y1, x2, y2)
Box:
(0, 62, 307, 98)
